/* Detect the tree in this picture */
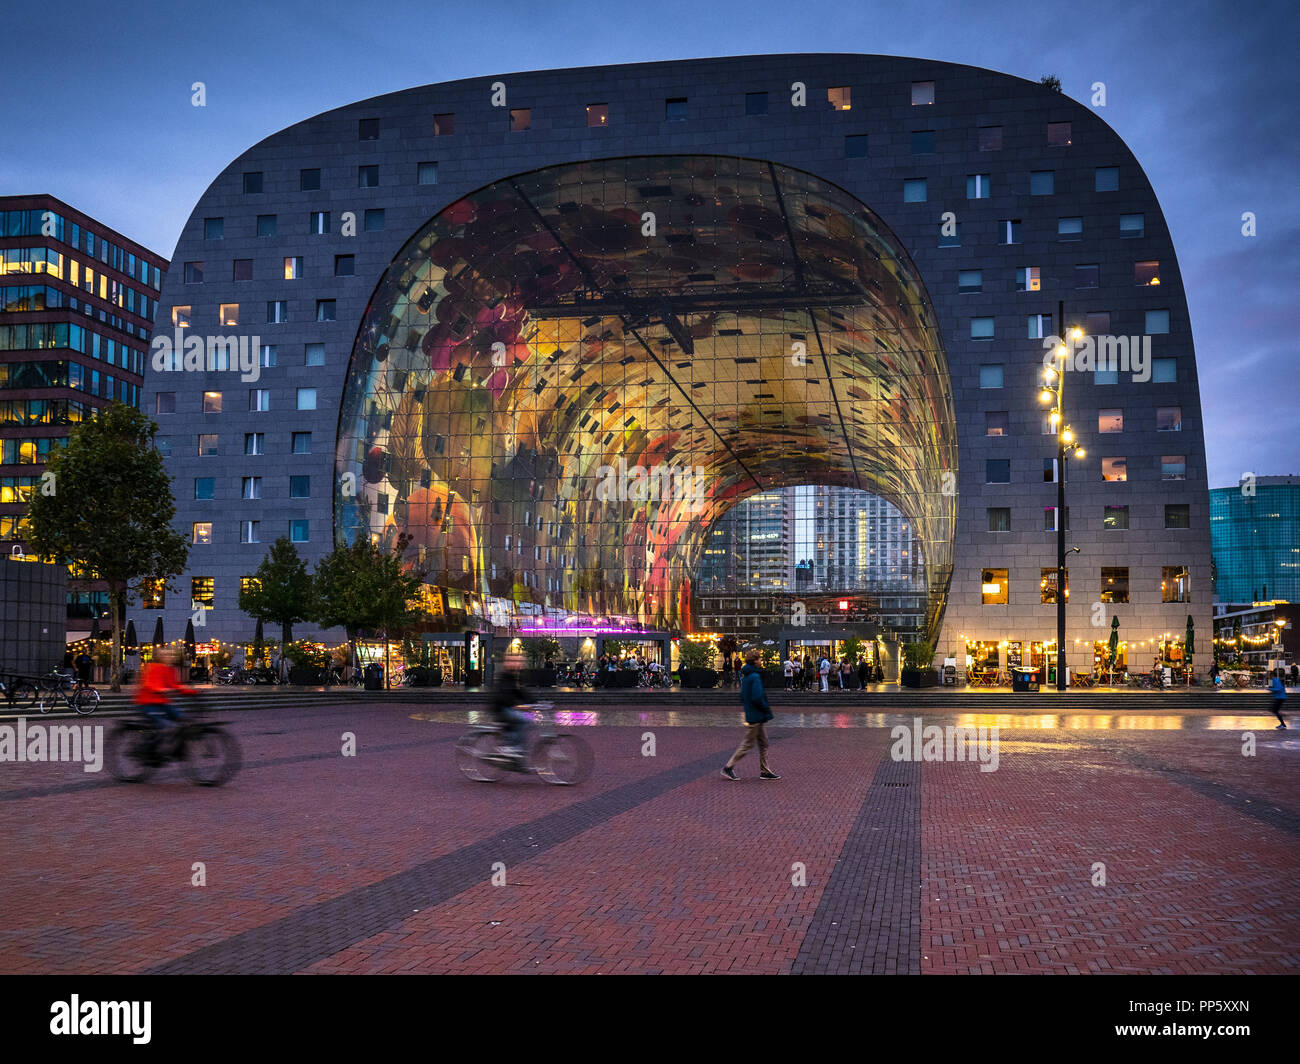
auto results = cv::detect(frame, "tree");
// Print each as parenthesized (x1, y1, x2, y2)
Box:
(521, 637, 560, 668)
(26, 403, 188, 691)
(239, 537, 314, 667)
(1039, 74, 1062, 92)
(313, 533, 426, 688)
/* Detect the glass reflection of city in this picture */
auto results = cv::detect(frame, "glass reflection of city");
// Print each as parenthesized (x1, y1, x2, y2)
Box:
(337, 156, 956, 638)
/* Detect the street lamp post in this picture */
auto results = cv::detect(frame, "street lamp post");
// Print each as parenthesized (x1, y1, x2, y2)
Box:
(1040, 323, 1087, 691)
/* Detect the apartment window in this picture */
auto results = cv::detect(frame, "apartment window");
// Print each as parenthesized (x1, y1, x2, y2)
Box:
(938, 221, 961, 247)
(244, 432, 264, 456)
(970, 317, 995, 340)
(218, 303, 239, 327)
(240, 520, 260, 545)
(1058, 217, 1083, 240)
(979, 364, 1004, 389)
(156, 438, 172, 457)
(966, 174, 991, 199)
(291, 432, 312, 454)
(1120, 214, 1145, 238)
(1156, 406, 1182, 432)
(508, 108, 531, 131)
(1161, 455, 1187, 481)
(191, 577, 215, 609)
(1041, 568, 1069, 604)
(828, 86, 851, 110)
(267, 301, 288, 323)
(300, 168, 321, 191)
(1165, 504, 1191, 529)
(192, 522, 212, 545)
(1047, 122, 1072, 146)
(957, 270, 982, 293)
(289, 475, 310, 499)
(1017, 266, 1041, 292)
(155, 392, 175, 414)
(985, 411, 1009, 436)
(316, 300, 336, 322)
(194, 477, 214, 500)
(1044, 458, 1061, 483)
(233, 259, 253, 282)
(197, 433, 218, 456)
(1146, 309, 1170, 334)
(289, 520, 309, 543)
(1030, 170, 1054, 195)
(1027, 314, 1053, 339)
(358, 117, 379, 140)
(433, 113, 454, 135)
(1162, 566, 1191, 603)
(1100, 568, 1129, 603)
(204, 217, 224, 240)
(1153, 358, 1177, 382)
(202, 391, 222, 414)
(257, 214, 277, 237)
(1085, 311, 1111, 334)
(243, 172, 263, 194)
(744, 93, 767, 116)
(665, 97, 687, 120)
(987, 507, 1011, 532)
(1075, 264, 1099, 289)
(1044, 506, 1070, 531)
(304, 343, 325, 367)
(141, 579, 165, 610)
(297, 388, 317, 410)
(418, 161, 438, 185)
(183, 261, 204, 284)
(986, 459, 1011, 483)
(981, 568, 1009, 604)
(1095, 166, 1119, 192)
(911, 130, 935, 154)
(250, 389, 270, 412)
(284, 257, 303, 279)
(587, 102, 611, 125)
(845, 135, 868, 158)
(903, 178, 927, 202)
(1098, 409, 1123, 433)
(999, 219, 1021, 244)
(260, 344, 277, 368)
(364, 209, 385, 231)
(309, 212, 330, 235)
(358, 165, 378, 188)
(978, 125, 1002, 151)
(910, 81, 935, 105)
(1103, 504, 1129, 530)
(1135, 260, 1160, 286)
(241, 476, 261, 500)
(1095, 364, 1119, 385)
(1101, 457, 1127, 482)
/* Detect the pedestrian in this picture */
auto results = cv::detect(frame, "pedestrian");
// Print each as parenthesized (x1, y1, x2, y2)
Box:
(1290, 662, 1298, 688)
(721, 649, 780, 780)
(839, 658, 851, 690)
(1269, 669, 1288, 729)
(74, 648, 94, 687)
(819, 654, 831, 692)
(1209, 660, 1221, 690)
(858, 657, 869, 690)
(722, 654, 733, 689)
(782, 656, 794, 690)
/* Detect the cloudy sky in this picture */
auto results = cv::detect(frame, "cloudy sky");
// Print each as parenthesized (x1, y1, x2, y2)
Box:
(3, 0, 1294, 487)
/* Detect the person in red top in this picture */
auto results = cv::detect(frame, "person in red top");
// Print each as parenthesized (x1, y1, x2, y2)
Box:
(135, 648, 197, 749)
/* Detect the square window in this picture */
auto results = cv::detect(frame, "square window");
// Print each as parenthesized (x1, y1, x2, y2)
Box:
(289, 475, 310, 498)
(981, 568, 1009, 604)
(1162, 565, 1191, 602)
(232, 259, 253, 281)
(333, 255, 354, 277)
(433, 113, 454, 135)
(256, 214, 277, 237)
(192, 522, 212, 545)
(1017, 266, 1041, 292)
(304, 344, 325, 367)
(358, 117, 379, 140)
(1075, 263, 1099, 288)
(250, 389, 270, 412)
(911, 130, 935, 154)
(1044, 506, 1070, 531)
(289, 520, 309, 543)
(418, 161, 438, 185)
(316, 300, 336, 322)
(1156, 406, 1182, 431)
(267, 300, 288, 323)
(978, 125, 1002, 151)
(958, 269, 982, 293)
(970, 317, 995, 340)
(910, 81, 935, 105)
(509, 108, 531, 131)
(1161, 455, 1187, 481)
(1059, 217, 1083, 239)
(283, 257, 303, 280)
(1027, 313, 1053, 339)
(309, 211, 330, 235)
(1120, 214, 1145, 238)
(204, 217, 224, 240)
(1095, 166, 1119, 192)
(1153, 358, 1177, 382)
(938, 221, 961, 247)
(1040, 568, 1069, 604)
(197, 433, 218, 456)
(155, 392, 175, 414)
(364, 209, 385, 231)
(665, 98, 687, 120)
(300, 168, 321, 191)
(194, 477, 214, 500)
(1103, 504, 1129, 530)
(985, 411, 1008, 436)
(1047, 122, 1072, 146)
(1098, 409, 1123, 433)
(999, 219, 1021, 244)
(191, 577, 214, 608)
(1101, 457, 1127, 482)
(987, 507, 1010, 532)
(979, 364, 1004, 389)
(1085, 311, 1111, 334)
(241, 476, 261, 500)
(243, 172, 263, 194)
(240, 520, 260, 545)
(828, 86, 851, 111)
(202, 391, 222, 414)
(1044, 458, 1060, 483)
(218, 303, 239, 326)
(985, 459, 1011, 483)
(244, 432, 264, 455)
(587, 102, 610, 125)
(844, 135, 868, 158)
(1095, 364, 1119, 384)
(183, 261, 204, 284)
(297, 388, 317, 410)
(292, 432, 312, 454)
(1100, 567, 1129, 603)
(156, 438, 172, 457)
(358, 165, 378, 188)
(1030, 170, 1055, 195)
(1165, 504, 1191, 529)
(141, 579, 165, 610)
(260, 344, 277, 368)
(903, 178, 927, 202)
(744, 93, 767, 116)
(1135, 260, 1160, 286)
(1146, 309, 1170, 333)
(966, 174, 991, 198)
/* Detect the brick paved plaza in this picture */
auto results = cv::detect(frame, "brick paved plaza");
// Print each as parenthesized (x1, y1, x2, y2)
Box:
(1, 701, 1296, 975)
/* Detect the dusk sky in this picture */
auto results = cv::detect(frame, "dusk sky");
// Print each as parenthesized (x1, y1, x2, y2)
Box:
(3, 0, 1294, 488)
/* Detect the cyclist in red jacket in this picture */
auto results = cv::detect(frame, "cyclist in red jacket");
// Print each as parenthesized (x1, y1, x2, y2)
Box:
(134, 648, 197, 756)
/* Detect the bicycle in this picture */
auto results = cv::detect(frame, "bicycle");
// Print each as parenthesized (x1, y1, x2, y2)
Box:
(454, 701, 593, 785)
(107, 705, 242, 786)
(34, 669, 99, 715)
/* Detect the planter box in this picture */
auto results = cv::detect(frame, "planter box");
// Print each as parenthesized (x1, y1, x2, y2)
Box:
(900, 668, 939, 688)
(679, 668, 718, 689)
(404, 666, 443, 687)
(288, 666, 324, 685)
(522, 668, 555, 687)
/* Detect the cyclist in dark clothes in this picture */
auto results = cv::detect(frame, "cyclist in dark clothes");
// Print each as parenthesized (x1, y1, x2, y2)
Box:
(490, 649, 533, 762)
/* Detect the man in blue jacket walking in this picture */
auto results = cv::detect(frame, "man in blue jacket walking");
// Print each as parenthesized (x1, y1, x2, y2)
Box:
(1269, 669, 1288, 729)
(722, 649, 781, 780)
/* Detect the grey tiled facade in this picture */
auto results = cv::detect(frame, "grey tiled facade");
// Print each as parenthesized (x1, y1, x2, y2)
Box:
(0, 559, 67, 674)
(132, 55, 1211, 669)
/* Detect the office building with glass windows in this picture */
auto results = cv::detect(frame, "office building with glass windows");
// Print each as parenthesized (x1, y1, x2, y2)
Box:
(1211, 475, 1300, 605)
(129, 55, 1211, 675)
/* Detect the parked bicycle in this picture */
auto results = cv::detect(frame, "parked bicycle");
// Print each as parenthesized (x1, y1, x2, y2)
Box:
(454, 702, 593, 785)
(6, 667, 100, 714)
(107, 707, 241, 786)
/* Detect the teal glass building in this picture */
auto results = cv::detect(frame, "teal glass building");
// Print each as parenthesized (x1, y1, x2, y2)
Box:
(1210, 475, 1300, 603)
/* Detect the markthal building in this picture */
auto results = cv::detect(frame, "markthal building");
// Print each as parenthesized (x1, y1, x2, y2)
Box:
(134, 55, 1212, 678)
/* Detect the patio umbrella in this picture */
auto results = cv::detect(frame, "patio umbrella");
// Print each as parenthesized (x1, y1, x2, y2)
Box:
(1185, 615, 1195, 685)
(125, 620, 138, 655)
(90, 612, 100, 641)
(151, 616, 164, 647)
(184, 618, 196, 661)
(1107, 617, 1120, 683)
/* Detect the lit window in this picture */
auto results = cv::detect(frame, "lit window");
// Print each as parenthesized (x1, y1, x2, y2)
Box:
(192, 522, 212, 545)
(1162, 565, 1190, 602)
(1101, 457, 1127, 482)
(172, 306, 191, 328)
(509, 108, 531, 131)
(981, 569, 1009, 604)
(433, 113, 454, 135)
(1047, 122, 1071, 146)
(284, 257, 303, 280)
(219, 303, 239, 326)
(197, 433, 218, 456)
(1040, 568, 1069, 604)
(910, 81, 934, 105)
(191, 577, 214, 608)
(828, 86, 851, 110)
(1017, 266, 1041, 292)
(587, 102, 610, 125)
(1103, 505, 1129, 530)
(1135, 261, 1160, 286)
(985, 411, 1008, 436)
(142, 579, 165, 610)
(1161, 455, 1186, 481)
(1098, 409, 1123, 433)
(903, 178, 927, 202)
(1156, 406, 1182, 431)
(202, 391, 222, 414)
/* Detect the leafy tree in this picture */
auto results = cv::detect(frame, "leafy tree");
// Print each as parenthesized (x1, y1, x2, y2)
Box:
(521, 637, 560, 668)
(238, 537, 314, 667)
(841, 636, 866, 663)
(26, 403, 187, 691)
(717, 634, 740, 663)
(1039, 74, 1062, 92)
(677, 639, 715, 671)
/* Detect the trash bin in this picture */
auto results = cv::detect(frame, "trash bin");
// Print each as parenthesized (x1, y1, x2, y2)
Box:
(364, 663, 384, 691)
(1011, 667, 1040, 692)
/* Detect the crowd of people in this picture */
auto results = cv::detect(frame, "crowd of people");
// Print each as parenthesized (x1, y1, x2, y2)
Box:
(719, 652, 884, 691)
